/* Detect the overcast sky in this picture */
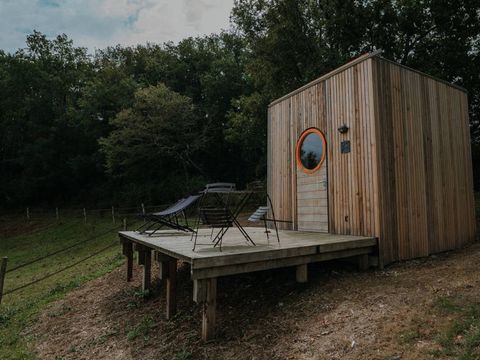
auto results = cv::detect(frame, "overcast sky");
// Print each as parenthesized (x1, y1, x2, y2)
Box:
(0, 0, 235, 53)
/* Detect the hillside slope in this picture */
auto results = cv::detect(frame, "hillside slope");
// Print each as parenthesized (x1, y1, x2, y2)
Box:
(30, 242, 480, 359)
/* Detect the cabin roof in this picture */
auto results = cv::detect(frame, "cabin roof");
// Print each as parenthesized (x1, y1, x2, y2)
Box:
(269, 50, 467, 107)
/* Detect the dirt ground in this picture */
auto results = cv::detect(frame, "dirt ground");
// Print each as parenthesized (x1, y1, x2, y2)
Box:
(29, 242, 480, 360)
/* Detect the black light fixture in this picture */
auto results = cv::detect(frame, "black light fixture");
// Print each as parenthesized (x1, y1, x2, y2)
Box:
(338, 124, 349, 134)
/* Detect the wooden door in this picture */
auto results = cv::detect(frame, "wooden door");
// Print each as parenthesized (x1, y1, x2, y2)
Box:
(296, 128, 328, 232)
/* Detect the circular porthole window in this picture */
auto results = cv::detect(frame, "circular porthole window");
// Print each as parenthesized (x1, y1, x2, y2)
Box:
(296, 128, 326, 174)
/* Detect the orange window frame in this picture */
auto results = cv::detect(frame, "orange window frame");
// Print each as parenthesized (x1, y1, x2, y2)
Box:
(295, 127, 327, 174)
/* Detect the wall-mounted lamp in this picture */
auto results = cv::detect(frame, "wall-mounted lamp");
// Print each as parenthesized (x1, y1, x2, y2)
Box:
(338, 124, 349, 134)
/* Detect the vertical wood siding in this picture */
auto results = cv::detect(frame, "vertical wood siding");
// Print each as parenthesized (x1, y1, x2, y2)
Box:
(267, 55, 475, 265)
(268, 59, 378, 237)
(373, 57, 476, 264)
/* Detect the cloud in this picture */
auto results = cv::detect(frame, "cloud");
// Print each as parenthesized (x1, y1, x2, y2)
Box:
(120, 0, 234, 47)
(0, 0, 234, 53)
(38, 0, 61, 8)
(183, 0, 216, 31)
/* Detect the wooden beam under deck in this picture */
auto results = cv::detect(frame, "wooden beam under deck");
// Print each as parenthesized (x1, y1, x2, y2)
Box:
(118, 228, 377, 341)
(190, 246, 373, 279)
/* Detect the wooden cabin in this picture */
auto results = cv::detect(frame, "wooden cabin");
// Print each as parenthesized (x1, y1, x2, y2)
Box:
(118, 52, 475, 341)
(267, 51, 476, 267)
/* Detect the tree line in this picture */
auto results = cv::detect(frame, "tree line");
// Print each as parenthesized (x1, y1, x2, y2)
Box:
(1, 0, 479, 208)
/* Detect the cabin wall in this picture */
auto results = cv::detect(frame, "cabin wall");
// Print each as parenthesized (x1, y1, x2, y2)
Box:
(267, 59, 380, 237)
(372, 57, 476, 264)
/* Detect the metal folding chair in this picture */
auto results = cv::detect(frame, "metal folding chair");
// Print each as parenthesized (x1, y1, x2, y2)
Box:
(191, 182, 256, 251)
(196, 207, 233, 250)
(248, 194, 280, 243)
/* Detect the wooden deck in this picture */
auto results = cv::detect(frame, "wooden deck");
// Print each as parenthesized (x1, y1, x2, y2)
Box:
(118, 228, 377, 340)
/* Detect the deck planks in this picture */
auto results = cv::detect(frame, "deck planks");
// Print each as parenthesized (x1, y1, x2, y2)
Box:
(119, 228, 376, 278)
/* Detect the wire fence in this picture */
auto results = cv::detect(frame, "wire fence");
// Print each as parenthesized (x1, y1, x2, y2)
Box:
(0, 199, 278, 303)
(0, 208, 146, 303)
(0, 203, 170, 224)
(5, 224, 122, 274)
(3, 241, 119, 296)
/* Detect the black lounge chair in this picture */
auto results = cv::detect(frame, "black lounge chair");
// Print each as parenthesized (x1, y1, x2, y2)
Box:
(136, 194, 201, 236)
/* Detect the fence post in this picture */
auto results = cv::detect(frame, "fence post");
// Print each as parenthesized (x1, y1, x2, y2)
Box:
(26, 207, 30, 221)
(0, 257, 8, 305)
(112, 206, 116, 225)
(83, 208, 87, 225)
(141, 203, 146, 223)
(55, 207, 59, 221)
(123, 218, 127, 231)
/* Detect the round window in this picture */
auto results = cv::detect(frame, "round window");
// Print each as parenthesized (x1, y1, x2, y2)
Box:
(296, 128, 326, 174)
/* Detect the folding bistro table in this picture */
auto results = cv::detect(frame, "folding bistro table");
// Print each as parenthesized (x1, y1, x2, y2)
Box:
(192, 183, 256, 250)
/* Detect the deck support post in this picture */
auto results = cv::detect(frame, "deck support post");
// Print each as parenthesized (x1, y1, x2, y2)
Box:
(155, 251, 172, 289)
(166, 259, 177, 319)
(296, 264, 308, 283)
(357, 254, 369, 271)
(193, 279, 207, 303)
(141, 248, 152, 293)
(120, 238, 133, 282)
(134, 243, 146, 266)
(160, 262, 169, 286)
(201, 277, 217, 341)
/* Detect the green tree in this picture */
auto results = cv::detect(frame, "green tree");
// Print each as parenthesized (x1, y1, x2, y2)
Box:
(0, 31, 94, 206)
(91, 34, 252, 188)
(154, 34, 253, 184)
(99, 84, 204, 203)
(226, 92, 269, 178)
(230, 0, 480, 183)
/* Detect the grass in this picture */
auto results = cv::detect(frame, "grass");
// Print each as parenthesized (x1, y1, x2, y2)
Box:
(126, 316, 155, 343)
(172, 349, 193, 360)
(0, 213, 138, 359)
(398, 328, 420, 345)
(431, 295, 480, 359)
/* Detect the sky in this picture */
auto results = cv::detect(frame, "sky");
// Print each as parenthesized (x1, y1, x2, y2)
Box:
(0, 0, 235, 53)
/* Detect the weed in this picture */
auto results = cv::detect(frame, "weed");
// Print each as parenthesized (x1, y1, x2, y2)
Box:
(434, 296, 461, 314)
(94, 328, 119, 345)
(134, 288, 151, 299)
(47, 304, 72, 318)
(435, 299, 480, 359)
(48, 280, 81, 296)
(399, 328, 420, 344)
(127, 316, 156, 343)
(172, 349, 192, 360)
(428, 349, 442, 358)
(127, 300, 139, 309)
(126, 287, 151, 309)
(0, 306, 18, 326)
